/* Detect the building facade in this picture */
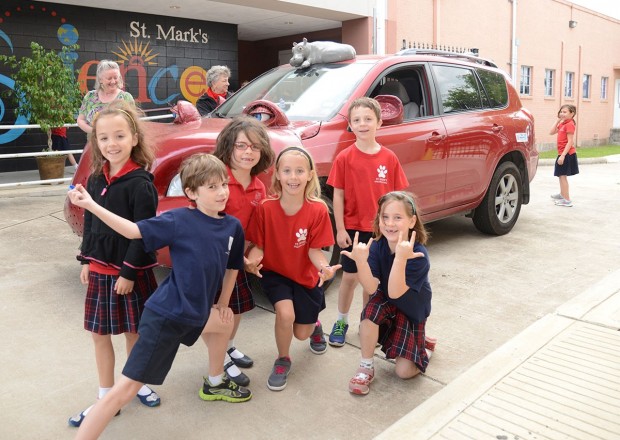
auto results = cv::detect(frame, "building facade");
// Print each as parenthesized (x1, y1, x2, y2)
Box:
(0, 0, 618, 171)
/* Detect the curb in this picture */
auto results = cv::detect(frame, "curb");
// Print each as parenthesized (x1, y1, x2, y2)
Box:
(538, 154, 620, 166)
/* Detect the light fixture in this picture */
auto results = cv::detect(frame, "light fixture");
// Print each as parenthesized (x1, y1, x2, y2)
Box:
(569, 20, 577, 28)
(170, 5, 181, 10)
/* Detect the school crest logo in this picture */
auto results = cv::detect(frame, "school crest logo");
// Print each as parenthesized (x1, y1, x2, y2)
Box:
(294, 228, 308, 248)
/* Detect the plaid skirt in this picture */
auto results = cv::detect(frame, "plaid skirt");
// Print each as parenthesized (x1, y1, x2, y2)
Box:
(84, 270, 157, 335)
(361, 289, 429, 373)
(214, 270, 255, 315)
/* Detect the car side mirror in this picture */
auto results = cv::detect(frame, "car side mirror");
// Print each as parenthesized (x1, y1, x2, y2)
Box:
(375, 95, 404, 126)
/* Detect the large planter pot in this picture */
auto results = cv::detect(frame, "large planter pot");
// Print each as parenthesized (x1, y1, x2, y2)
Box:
(36, 155, 67, 180)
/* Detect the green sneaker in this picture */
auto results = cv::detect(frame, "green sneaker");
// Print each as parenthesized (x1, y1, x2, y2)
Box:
(328, 319, 349, 347)
(199, 374, 252, 403)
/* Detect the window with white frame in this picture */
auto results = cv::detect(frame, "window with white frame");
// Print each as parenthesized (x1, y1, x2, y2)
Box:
(601, 76, 608, 100)
(564, 72, 573, 98)
(520, 66, 531, 95)
(583, 74, 591, 99)
(544, 69, 554, 97)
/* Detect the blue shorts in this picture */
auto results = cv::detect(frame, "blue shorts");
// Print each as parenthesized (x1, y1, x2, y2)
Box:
(122, 308, 204, 385)
(554, 153, 579, 177)
(340, 230, 374, 273)
(260, 271, 325, 324)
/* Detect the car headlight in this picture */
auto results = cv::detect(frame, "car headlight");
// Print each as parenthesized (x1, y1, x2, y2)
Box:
(167, 173, 184, 197)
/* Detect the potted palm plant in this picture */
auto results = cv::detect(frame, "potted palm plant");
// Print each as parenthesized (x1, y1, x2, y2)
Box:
(0, 42, 82, 180)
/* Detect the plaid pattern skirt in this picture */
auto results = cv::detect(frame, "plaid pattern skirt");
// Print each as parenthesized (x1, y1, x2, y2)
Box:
(361, 289, 429, 373)
(84, 270, 157, 335)
(214, 270, 255, 315)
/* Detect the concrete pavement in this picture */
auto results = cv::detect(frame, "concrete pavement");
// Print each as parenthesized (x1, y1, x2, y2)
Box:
(1, 159, 619, 439)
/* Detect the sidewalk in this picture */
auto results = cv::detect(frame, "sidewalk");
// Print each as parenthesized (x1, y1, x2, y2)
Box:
(378, 269, 620, 439)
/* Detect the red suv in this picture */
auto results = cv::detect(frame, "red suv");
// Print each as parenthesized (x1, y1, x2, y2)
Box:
(65, 49, 538, 266)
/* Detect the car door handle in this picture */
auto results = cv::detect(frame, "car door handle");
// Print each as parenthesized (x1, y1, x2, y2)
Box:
(491, 125, 504, 133)
(427, 132, 446, 143)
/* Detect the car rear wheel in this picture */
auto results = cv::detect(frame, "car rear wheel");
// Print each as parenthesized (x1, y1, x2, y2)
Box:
(473, 162, 523, 236)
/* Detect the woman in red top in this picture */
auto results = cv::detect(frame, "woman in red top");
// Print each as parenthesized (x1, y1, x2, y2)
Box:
(549, 104, 579, 207)
(196, 65, 231, 116)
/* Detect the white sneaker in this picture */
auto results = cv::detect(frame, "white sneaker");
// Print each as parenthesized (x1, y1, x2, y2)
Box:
(550, 193, 563, 200)
(555, 199, 573, 207)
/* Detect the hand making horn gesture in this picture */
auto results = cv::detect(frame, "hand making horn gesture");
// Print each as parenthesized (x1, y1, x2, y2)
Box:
(394, 231, 425, 261)
(340, 231, 374, 264)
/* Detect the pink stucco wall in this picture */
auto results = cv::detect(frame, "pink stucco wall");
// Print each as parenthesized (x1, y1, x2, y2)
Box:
(382, 0, 620, 149)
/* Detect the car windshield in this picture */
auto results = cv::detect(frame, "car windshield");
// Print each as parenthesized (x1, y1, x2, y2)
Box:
(215, 62, 374, 121)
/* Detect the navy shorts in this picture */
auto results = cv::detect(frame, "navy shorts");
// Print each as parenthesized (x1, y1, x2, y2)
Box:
(122, 308, 205, 385)
(340, 230, 374, 273)
(260, 271, 325, 324)
(554, 153, 579, 177)
(51, 134, 70, 151)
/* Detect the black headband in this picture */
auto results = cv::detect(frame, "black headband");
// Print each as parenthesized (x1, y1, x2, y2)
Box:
(275, 146, 313, 170)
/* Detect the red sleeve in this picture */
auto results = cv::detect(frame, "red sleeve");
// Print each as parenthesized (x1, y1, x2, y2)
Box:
(566, 120, 576, 134)
(326, 149, 347, 189)
(246, 202, 265, 248)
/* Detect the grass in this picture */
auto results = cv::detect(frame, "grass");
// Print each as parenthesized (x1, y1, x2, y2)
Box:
(538, 144, 620, 159)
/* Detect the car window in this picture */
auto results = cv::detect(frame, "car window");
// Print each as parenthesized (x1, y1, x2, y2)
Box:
(476, 69, 509, 108)
(432, 64, 483, 113)
(371, 66, 430, 119)
(216, 63, 374, 121)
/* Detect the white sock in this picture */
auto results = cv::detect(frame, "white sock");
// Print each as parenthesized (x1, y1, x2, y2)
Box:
(208, 374, 223, 386)
(137, 384, 152, 396)
(360, 358, 374, 370)
(80, 403, 95, 416)
(227, 340, 245, 359)
(224, 354, 242, 377)
(98, 387, 112, 399)
(337, 312, 349, 324)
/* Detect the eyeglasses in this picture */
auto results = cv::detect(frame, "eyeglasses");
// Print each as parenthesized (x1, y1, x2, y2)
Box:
(233, 142, 261, 152)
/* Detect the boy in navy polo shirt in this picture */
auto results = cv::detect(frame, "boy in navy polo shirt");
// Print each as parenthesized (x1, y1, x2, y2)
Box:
(68, 154, 251, 439)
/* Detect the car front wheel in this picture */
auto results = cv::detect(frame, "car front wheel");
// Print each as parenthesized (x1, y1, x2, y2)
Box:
(473, 161, 523, 236)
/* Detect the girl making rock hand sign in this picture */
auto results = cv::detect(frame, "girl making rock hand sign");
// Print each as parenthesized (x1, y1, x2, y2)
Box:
(341, 191, 434, 395)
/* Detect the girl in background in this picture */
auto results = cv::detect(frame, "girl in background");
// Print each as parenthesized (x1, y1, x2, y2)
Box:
(550, 104, 579, 207)
(68, 100, 160, 427)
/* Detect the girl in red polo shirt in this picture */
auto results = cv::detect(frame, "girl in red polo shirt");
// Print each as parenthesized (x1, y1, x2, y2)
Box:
(247, 146, 341, 391)
(211, 116, 275, 386)
(550, 104, 579, 207)
(68, 101, 160, 427)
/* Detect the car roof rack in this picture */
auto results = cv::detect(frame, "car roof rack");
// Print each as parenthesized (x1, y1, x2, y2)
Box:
(396, 49, 497, 68)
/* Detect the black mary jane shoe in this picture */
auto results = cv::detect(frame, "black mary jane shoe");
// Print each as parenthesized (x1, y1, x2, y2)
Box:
(227, 347, 253, 368)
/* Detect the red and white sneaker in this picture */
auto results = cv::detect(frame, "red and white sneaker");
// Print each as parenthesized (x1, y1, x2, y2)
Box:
(348, 366, 375, 395)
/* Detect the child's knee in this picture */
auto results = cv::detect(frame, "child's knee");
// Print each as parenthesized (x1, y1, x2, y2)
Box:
(394, 359, 420, 379)
(292, 323, 314, 340)
(275, 308, 295, 326)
